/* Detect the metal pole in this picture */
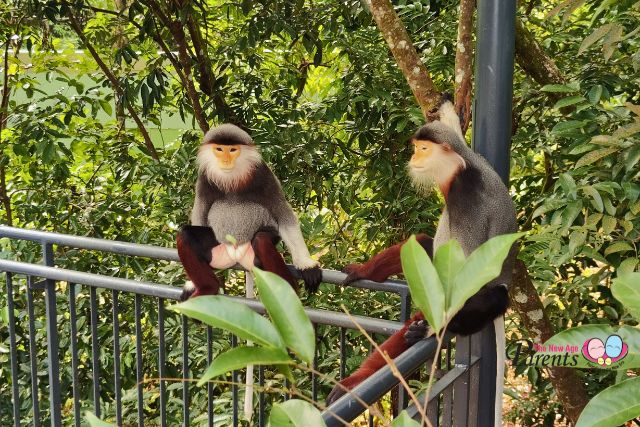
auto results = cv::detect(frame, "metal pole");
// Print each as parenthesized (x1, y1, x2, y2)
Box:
(472, 0, 516, 183)
(42, 243, 62, 427)
(472, 0, 516, 426)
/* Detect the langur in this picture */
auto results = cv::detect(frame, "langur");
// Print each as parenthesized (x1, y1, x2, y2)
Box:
(177, 124, 322, 300)
(327, 97, 517, 426)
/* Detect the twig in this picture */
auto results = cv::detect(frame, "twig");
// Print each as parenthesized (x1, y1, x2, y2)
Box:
(65, 9, 160, 161)
(341, 305, 431, 426)
(145, 0, 209, 133)
(0, 38, 14, 225)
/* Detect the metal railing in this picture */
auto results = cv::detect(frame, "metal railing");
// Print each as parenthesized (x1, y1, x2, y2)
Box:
(0, 226, 490, 426)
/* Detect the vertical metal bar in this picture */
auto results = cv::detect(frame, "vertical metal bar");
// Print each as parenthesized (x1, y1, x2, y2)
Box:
(312, 324, 318, 402)
(158, 298, 167, 427)
(42, 243, 62, 427)
(231, 334, 238, 426)
(452, 335, 470, 426)
(471, 0, 516, 183)
(6, 272, 21, 427)
(68, 283, 81, 427)
(26, 277, 41, 427)
(135, 294, 144, 427)
(442, 340, 453, 427)
(339, 327, 346, 380)
(207, 326, 214, 427)
(112, 290, 123, 426)
(182, 316, 190, 426)
(90, 287, 101, 418)
(472, 1, 516, 424)
(258, 366, 265, 427)
(467, 333, 482, 427)
(427, 353, 439, 427)
(400, 289, 411, 322)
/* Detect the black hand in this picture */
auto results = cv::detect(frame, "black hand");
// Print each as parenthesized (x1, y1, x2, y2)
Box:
(300, 266, 322, 294)
(404, 319, 428, 346)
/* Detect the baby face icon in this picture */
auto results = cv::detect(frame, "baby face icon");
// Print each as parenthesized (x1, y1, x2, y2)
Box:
(582, 335, 628, 366)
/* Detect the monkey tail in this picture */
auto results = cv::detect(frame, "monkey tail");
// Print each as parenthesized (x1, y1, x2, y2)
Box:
(494, 316, 506, 427)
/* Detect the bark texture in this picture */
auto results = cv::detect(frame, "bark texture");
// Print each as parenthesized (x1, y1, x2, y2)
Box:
(510, 260, 589, 425)
(514, 18, 565, 86)
(367, 0, 441, 118)
(454, 0, 475, 134)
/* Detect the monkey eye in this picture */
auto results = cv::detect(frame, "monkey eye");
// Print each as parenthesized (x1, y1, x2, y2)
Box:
(230, 148, 238, 152)
(216, 147, 223, 152)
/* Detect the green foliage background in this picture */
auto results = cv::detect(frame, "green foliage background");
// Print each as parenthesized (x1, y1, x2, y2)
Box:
(0, 0, 639, 425)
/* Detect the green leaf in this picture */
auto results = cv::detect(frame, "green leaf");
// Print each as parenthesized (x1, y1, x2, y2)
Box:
(578, 23, 615, 55)
(433, 240, 466, 307)
(551, 120, 586, 134)
(169, 296, 284, 349)
(612, 273, 640, 320)
(588, 85, 603, 104)
(553, 96, 585, 109)
(269, 400, 326, 427)
(400, 235, 445, 333)
(198, 346, 291, 386)
(583, 186, 603, 212)
(85, 412, 117, 427)
(605, 242, 634, 257)
(541, 325, 640, 369)
(391, 410, 422, 426)
(541, 83, 580, 93)
(618, 258, 638, 275)
(254, 268, 315, 365)
(576, 377, 640, 427)
(449, 233, 523, 317)
(575, 147, 618, 169)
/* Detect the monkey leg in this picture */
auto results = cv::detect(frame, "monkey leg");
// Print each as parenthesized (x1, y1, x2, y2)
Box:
(177, 225, 222, 301)
(447, 284, 509, 335)
(252, 230, 299, 292)
(342, 234, 433, 284)
(326, 312, 426, 405)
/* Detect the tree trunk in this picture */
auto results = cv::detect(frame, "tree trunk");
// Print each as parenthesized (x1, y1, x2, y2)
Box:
(366, 0, 441, 118)
(510, 260, 589, 425)
(454, 0, 475, 134)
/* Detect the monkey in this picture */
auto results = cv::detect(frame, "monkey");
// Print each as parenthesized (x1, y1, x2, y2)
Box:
(326, 97, 517, 425)
(177, 123, 323, 300)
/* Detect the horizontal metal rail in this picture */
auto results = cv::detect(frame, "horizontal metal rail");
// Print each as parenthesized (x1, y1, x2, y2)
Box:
(0, 225, 408, 294)
(0, 226, 483, 426)
(0, 259, 402, 336)
(322, 337, 439, 426)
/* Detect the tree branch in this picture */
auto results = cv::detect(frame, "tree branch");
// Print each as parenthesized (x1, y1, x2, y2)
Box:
(367, 0, 441, 119)
(453, 0, 475, 134)
(1, 39, 14, 226)
(510, 260, 589, 425)
(514, 18, 565, 87)
(66, 9, 160, 161)
(145, 0, 209, 133)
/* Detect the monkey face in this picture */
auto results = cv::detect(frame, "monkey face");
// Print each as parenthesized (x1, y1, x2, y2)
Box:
(409, 139, 465, 195)
(410, 139, 437, 169)
(212, 143, 242, 170)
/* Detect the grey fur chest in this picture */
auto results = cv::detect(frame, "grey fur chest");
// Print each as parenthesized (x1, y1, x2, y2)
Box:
(207, 200, 277, 243)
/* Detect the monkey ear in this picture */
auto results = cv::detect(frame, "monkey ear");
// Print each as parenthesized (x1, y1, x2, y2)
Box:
(441, 143, 453, 152)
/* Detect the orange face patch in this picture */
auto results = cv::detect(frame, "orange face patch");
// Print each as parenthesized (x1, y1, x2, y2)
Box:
(410, 139, 437, 168)
(212, 143, 242, 170)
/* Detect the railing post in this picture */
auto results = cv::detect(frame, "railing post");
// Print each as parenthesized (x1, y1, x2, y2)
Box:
(42, 243, 62, 427)
(472, 0, 516, 425)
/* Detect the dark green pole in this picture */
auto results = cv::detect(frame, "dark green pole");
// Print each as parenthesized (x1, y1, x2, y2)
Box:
(472, 0, 516, 426)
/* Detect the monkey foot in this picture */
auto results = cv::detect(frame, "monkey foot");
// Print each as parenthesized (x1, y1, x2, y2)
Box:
(404, 319, 429, 346)
(300, 266, 322, 294)
(180, 281, 196, 301)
